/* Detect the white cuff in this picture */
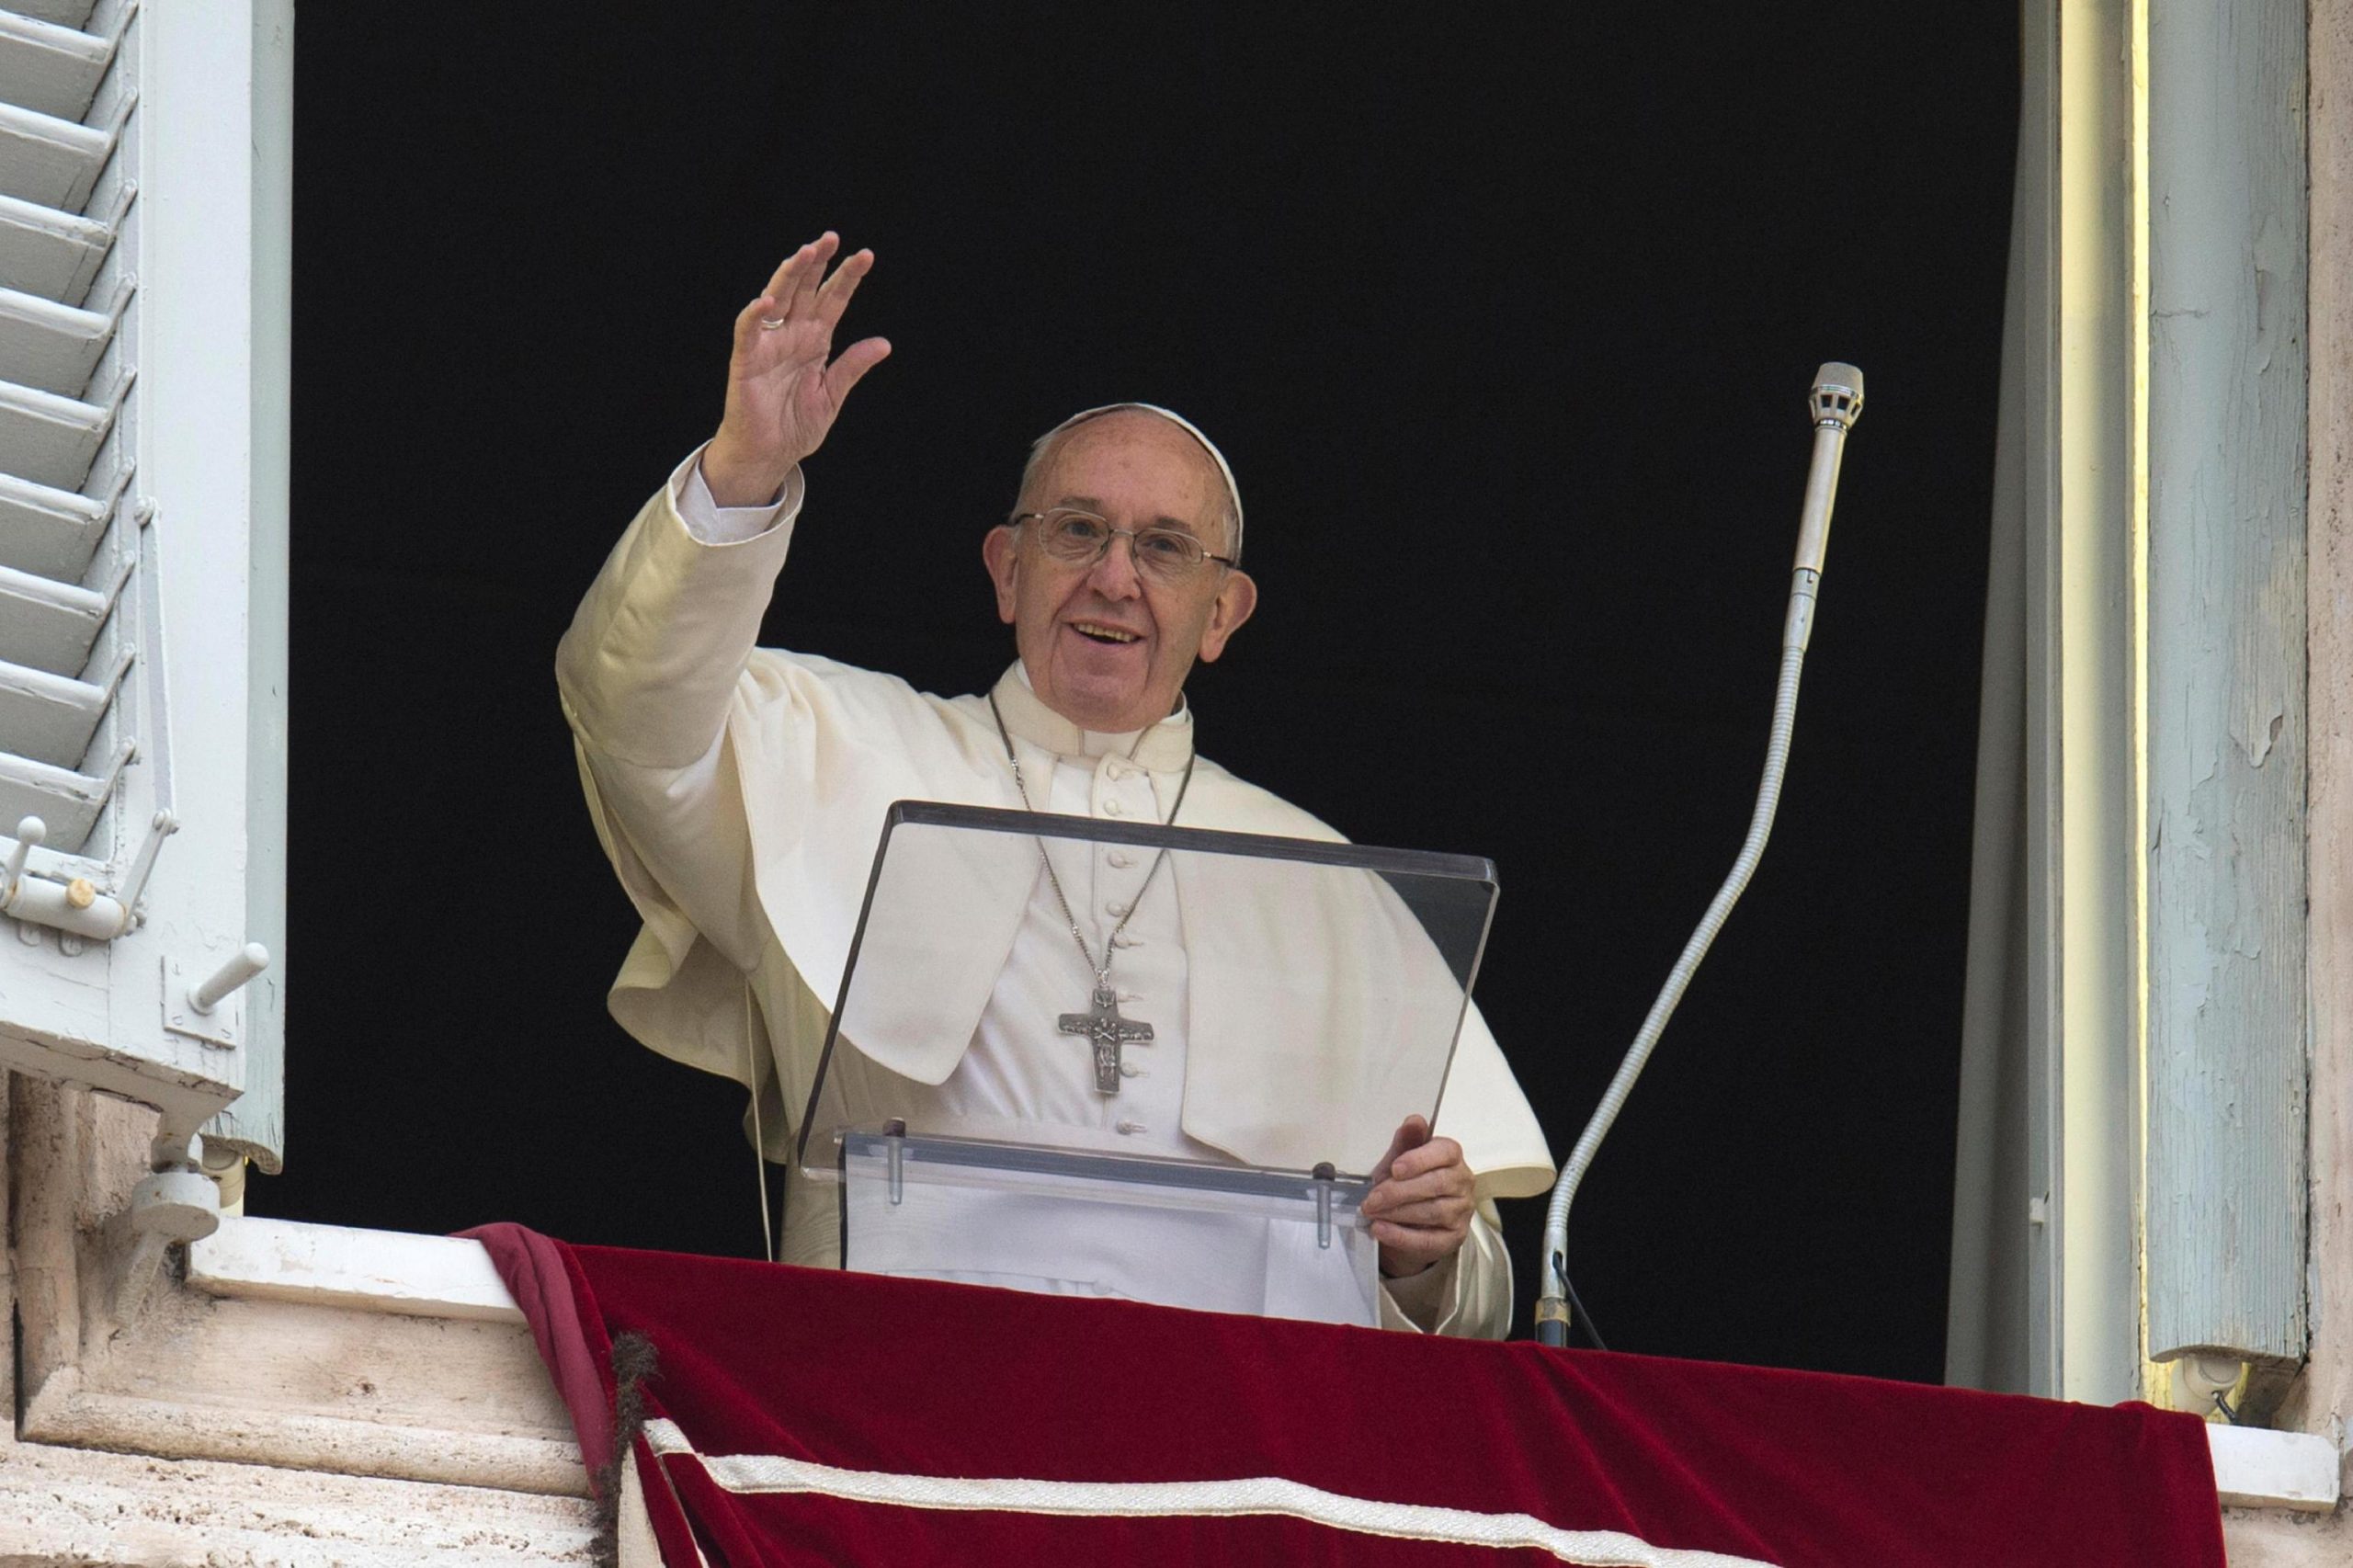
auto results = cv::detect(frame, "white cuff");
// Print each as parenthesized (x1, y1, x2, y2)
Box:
(1379, 1251, 1459, 1333)
(672, 443, 797, 544)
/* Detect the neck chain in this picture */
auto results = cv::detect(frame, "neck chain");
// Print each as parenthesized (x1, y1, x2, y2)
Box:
(988, 690, 1196, 1095)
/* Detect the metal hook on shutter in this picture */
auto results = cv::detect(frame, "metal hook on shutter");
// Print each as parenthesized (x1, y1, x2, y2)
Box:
(187, 942, 268, 1016)
(163, 932, 267, 1051)
(2, 809, 170, 944)
(118, 807, 174, 924)
(1, 815, 40, 903)
(3, 813, 126, 938)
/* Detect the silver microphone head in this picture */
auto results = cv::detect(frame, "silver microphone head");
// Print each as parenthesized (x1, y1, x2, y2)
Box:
(1810, 363, 1864, 430)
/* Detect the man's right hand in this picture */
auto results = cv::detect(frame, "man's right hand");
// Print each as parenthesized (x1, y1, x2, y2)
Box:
(701, 233, 892, 508)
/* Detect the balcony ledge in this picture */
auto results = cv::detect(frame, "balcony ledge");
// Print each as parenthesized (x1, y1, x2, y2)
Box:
(188, 1216, 2343, 1517)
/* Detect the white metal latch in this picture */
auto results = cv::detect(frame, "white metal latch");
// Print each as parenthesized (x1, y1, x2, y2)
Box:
(164, 941, 270, 1050)
(1, 811, 176, 946)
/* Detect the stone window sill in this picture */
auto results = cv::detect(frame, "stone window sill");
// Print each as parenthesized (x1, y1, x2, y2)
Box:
(187, 1216, 2344, 1516)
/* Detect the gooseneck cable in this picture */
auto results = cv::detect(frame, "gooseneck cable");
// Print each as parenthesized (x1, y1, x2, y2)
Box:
(1533, 365, 1863, 1348)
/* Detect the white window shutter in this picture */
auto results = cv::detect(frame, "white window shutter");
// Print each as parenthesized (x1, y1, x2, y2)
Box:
(0, 0, 289, 1168)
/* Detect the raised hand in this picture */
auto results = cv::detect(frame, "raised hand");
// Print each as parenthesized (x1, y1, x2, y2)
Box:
(701, 233, 892, 507)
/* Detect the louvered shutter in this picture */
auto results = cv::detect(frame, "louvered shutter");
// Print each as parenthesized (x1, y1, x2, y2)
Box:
(0, 0, 289, 1166)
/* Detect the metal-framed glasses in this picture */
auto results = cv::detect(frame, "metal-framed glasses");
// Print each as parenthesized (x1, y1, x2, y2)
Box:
(1013, 509, 1236, 581)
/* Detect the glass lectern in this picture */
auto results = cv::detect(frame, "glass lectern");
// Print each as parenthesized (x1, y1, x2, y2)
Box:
(796, 801, 1497, 1326)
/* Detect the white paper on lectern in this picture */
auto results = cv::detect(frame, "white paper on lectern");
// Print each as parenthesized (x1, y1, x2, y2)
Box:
(841, 1143, 1383, 1326)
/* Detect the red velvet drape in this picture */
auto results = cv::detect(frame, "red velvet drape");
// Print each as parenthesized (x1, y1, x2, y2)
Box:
(472, 1224, 2224, 1567)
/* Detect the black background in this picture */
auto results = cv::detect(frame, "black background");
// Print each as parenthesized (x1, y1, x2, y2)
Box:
(268, 6, 2016, 1383)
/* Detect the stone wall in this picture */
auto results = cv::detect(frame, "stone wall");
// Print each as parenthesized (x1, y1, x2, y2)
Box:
(0, 1076, 604, 1567)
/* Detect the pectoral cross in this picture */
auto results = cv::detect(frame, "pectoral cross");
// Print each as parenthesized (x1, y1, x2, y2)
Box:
(1059, 985, 1154, 1096)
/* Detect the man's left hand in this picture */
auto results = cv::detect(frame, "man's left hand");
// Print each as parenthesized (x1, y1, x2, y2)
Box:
(1362, 1115, 1474, 1278)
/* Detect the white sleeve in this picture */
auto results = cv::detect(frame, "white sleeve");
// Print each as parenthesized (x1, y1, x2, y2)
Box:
(673, 442, 799, 544)
(556, 453, 808, 968)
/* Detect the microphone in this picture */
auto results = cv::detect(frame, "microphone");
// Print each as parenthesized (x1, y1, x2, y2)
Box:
(1532, 363, 1865, 1348)
(1786, 364, 1865, 653)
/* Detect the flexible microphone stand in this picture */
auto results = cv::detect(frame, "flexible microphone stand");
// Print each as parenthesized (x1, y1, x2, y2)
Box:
(1533, 365, 1866, 1348)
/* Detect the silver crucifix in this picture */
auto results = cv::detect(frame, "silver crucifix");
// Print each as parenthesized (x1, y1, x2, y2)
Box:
(1059, 985, 1154, 1096)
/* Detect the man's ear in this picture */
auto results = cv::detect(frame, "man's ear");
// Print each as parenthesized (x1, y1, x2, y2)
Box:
(1196, 568, 1258, 663)
(982, 526, 1019, 624)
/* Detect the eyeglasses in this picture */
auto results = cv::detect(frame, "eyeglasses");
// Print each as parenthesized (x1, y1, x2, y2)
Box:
(1013, 509, 1236, 581)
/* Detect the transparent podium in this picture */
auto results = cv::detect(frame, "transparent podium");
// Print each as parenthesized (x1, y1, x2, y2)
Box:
(795, 801, 1498, 1326)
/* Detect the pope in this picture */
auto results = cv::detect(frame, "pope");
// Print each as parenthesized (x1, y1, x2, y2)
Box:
(558, 233, 1554, 1335)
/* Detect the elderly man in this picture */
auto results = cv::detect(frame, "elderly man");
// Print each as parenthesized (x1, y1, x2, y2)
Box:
(559, 233, 1553, 1335)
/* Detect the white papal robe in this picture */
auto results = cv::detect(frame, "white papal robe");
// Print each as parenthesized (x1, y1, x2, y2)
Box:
(556, 452, 1557, 1336)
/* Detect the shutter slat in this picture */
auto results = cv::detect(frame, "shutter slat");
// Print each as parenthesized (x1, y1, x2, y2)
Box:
(0, 373, 110, 489)
(0, 11, 112, 122)
(0, 279, 113, 394)
(0, 642, 123, 766)
(0, 733, 127, 851)
(0, 188, 119, 304)
(0, 97, 114, 211)
(6, 4, 98, 32)
(0, 466, 110, 578)
(0, 3, 127, 863)
(0, 548, 127, 675)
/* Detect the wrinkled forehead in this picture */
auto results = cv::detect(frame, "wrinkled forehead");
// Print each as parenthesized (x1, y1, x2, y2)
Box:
(1028, 403, 1245, 562)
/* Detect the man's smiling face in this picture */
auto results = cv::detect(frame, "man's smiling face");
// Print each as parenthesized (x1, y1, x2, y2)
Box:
(983, 411, 1257, 733)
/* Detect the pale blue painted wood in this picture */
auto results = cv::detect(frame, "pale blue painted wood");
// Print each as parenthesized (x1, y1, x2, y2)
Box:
(2145, 0, 2309, 1365)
